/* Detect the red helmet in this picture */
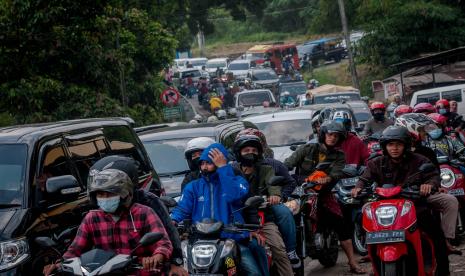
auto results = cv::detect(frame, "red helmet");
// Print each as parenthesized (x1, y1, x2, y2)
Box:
(370, 102, 386, 111)
(435, 99, 450, 109)
(427, 113, 448, 125)
(394, 105, 413, 118)
(413, 102, 435, 114)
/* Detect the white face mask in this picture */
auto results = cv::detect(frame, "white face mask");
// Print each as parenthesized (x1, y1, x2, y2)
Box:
(97, 195, 120, 213)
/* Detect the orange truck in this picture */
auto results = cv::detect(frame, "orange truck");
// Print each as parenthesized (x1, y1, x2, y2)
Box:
(245, 43, 300, 74)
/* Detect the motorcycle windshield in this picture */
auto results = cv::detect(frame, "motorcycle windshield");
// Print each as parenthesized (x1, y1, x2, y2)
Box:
(195, 221, 224, 234)
(80, 249, 116, 272)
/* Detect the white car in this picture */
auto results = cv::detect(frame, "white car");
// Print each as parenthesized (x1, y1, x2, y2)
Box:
(186, 57, 208, 70)
(206, 58, 229, 76)
(227, 60, 253, 79)
(242, 109, 315, 162)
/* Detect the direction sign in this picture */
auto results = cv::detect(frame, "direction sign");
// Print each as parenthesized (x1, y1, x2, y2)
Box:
(161, 87, 180, 106)
(163, 106, 183, 120)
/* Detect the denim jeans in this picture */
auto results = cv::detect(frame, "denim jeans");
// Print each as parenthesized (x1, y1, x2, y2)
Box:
(271, 204, 296, 252)
(239, 239, 270, 276)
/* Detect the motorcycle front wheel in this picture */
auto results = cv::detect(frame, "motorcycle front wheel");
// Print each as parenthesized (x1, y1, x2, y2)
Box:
(352, 222, 368, 256)
(317, 230, 339, 267)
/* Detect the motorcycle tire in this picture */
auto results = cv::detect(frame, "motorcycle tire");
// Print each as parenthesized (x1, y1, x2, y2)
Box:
(352, 222, 368, 256)
(317, 230, 339, 268)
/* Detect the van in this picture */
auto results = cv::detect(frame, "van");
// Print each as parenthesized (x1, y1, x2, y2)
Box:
(409, 84, 465, 115)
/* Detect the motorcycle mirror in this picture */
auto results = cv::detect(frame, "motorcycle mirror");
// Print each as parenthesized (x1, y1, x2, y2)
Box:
(130, 232, 164, 256)
(418, 163, 436, 174)
(315, 162, 331, 171)
(244, 196, 265, 208)
(267, 176, 286, 186)
(367, 152, 382, 161)
(160, 196, 177, 208)
(35, 237, 57, 248)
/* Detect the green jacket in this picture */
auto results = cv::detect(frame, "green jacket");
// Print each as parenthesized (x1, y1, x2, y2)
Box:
(284, 143, 346, 186)
(233, 162, 281, 197)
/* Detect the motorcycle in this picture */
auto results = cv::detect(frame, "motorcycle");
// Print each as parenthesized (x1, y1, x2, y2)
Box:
(361, 163, 439, 276)
(364, 131, 383, 155)
(35, 232, 165, 276)
(287, 162, 339, 273)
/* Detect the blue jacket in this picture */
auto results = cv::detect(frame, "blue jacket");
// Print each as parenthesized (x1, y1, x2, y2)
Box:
(171, 143, 250, 241)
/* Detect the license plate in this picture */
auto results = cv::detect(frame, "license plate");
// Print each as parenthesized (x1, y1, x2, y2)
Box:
(366, 230, 405, 244)
(341, 177, 358, 186)
(449, 188, 465, 196)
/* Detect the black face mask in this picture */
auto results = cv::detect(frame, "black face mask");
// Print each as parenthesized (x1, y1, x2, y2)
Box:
(373, 113, 385, 121)
(240, 153, 260, 167)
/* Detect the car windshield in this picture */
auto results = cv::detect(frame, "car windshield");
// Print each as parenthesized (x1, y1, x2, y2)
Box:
(206, 62, 227, 69)
(354, 112, 371, 122)
(254, 120, 311, 147)
(238, 92, 272, 107)
(252, 71, 278, 81)
(0, 144, 27, 207)
(313, 93, 361, 104)
(229, 63, 249, 70)
(279, 84, 307, 97)
(246, 53, 265, 59)
(143, 138, 200, 176)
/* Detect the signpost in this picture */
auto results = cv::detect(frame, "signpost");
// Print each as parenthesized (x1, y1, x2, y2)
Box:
(161, 87, 183, 120)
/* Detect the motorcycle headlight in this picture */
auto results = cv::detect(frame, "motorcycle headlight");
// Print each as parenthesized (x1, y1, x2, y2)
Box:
(400, 201, 412, 217)
(192, 244, 217, 267)
(375, 205, 398, 226)
(440, 168, 455, 188)
(0, 237, 30, 271)
(220, 239, 235, 258)
(363, 203, 373, 220)
(181, 241, 188, 270)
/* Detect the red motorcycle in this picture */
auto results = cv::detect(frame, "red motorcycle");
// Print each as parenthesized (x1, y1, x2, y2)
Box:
(361, 163, 438, 276)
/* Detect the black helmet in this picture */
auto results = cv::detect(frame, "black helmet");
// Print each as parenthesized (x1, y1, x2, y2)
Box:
(233, 134, 263, 161)
(380, 125, 411, 153)
(319, 120, 347, 144)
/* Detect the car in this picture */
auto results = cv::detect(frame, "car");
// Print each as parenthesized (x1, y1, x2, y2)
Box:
(0, 118, 162, 275)
(241, 109, 315, 162)
(278, 81, 307, 100)
(205, 58, 229, 77)
(186, 57, 208, 70)
(299, 38, 345, 66)
(138, 120, 258, 197)
(172, 68, 203, 88)
(227, 60, 254, 79)
(247, 68, 280, 92)
(345, 101, 372, 131)
(235, 89, 277, 109)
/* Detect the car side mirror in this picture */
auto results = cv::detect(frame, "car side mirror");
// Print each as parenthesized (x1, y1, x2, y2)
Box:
(244, 196, 265, 208)
(46, 175, 81, 195)
(419, 163, 436, 174)
(160, 196, 177, 208)
(267, 176, 286, 186)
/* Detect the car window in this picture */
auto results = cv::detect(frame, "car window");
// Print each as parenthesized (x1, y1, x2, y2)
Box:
(416, 92, 440, 105)
(442, 89, 462, 102)
(229, 63, 249, 70)
(313, 93, 361, 104)
(0, 144, 27, 206)
(253, 120, 312, 147)
(206, 62, 227, 69)
(252, 71, 278, 81)
(238, 92, 272, 107)
(143, 138, 193, 176)
(190, 60, 207, 67)
(279, 84, 307, 96)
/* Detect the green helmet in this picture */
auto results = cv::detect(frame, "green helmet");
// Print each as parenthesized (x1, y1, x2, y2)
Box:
(88, 169, 134, 207)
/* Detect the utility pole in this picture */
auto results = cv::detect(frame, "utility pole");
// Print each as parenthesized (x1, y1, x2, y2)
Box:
(197, 29, 205, 57)
(337, 0, 360, 89)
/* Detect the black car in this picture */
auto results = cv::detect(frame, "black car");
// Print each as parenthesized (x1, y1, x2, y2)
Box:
(0, 118, 162, 275)
(278, 81, 307, 100)
(137, 120, 258, 197)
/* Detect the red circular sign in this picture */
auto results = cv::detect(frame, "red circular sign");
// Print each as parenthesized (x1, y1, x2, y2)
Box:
(161, 87, 180, 106)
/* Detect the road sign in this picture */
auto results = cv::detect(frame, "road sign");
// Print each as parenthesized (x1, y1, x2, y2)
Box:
(163, 106, 183, 120)
(161, 87, 180, 106)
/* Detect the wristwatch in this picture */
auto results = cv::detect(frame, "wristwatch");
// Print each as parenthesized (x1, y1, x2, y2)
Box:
(171, 257, 183, 266)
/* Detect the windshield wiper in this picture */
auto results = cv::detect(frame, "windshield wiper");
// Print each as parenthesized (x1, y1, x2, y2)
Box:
(0, 203, 22, 209)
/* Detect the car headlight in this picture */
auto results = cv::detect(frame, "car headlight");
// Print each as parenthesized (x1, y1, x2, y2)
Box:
(192, 244, 217, 267)
(440, 168, 455, 188)
(375, 205, 397, 226)
(0, 237, 30, 271)
(220, 239, 235, 258)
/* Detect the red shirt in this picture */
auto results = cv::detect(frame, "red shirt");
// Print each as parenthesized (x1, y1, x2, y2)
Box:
(64, 203, 172, 261)
(339, 133, 370, 167)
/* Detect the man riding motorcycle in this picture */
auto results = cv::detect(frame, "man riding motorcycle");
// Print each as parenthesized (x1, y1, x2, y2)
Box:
(44, 169, 173, 276)
(232, 134, 298, 273)
(362, 102, 393, 136)
(351, 125, 454, 275)
(181, 137, 216, 192)
(387, 94, 402, 119)
(285, 120, 366, 274)
(171, 143, 268, 276)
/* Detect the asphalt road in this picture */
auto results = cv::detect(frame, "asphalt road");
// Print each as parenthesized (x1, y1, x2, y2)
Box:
(303, 243, 465, 275)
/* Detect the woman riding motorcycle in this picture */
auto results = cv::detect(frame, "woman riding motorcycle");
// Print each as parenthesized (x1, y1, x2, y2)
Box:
(285, 120, 366, 274)
(426, 113, 465, 160)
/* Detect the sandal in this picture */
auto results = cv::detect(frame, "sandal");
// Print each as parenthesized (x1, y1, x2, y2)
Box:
(349, 264, 367, 274)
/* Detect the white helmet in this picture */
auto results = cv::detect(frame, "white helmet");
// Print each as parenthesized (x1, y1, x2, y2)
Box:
(283, 91, 290, 97)
(217, 109, 227, 119)
(207, 115, 218, 122)
(184, 137, 215, 157)
(189, 119, 198, 124)
(194, 114, 203, 122)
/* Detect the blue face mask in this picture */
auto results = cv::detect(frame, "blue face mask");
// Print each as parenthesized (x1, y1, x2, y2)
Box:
(428, 129, 443, 140)
(438, 108, 447, 115)
(97, 196, 120, 213)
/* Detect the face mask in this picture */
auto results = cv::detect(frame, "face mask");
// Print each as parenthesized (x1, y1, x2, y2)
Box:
(428, 129, 443, 140)
(373, 113, 385, 121)
(438, 108, 447, 115)
(97, 196, 120, 213)
(240, 153, 260, 167)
